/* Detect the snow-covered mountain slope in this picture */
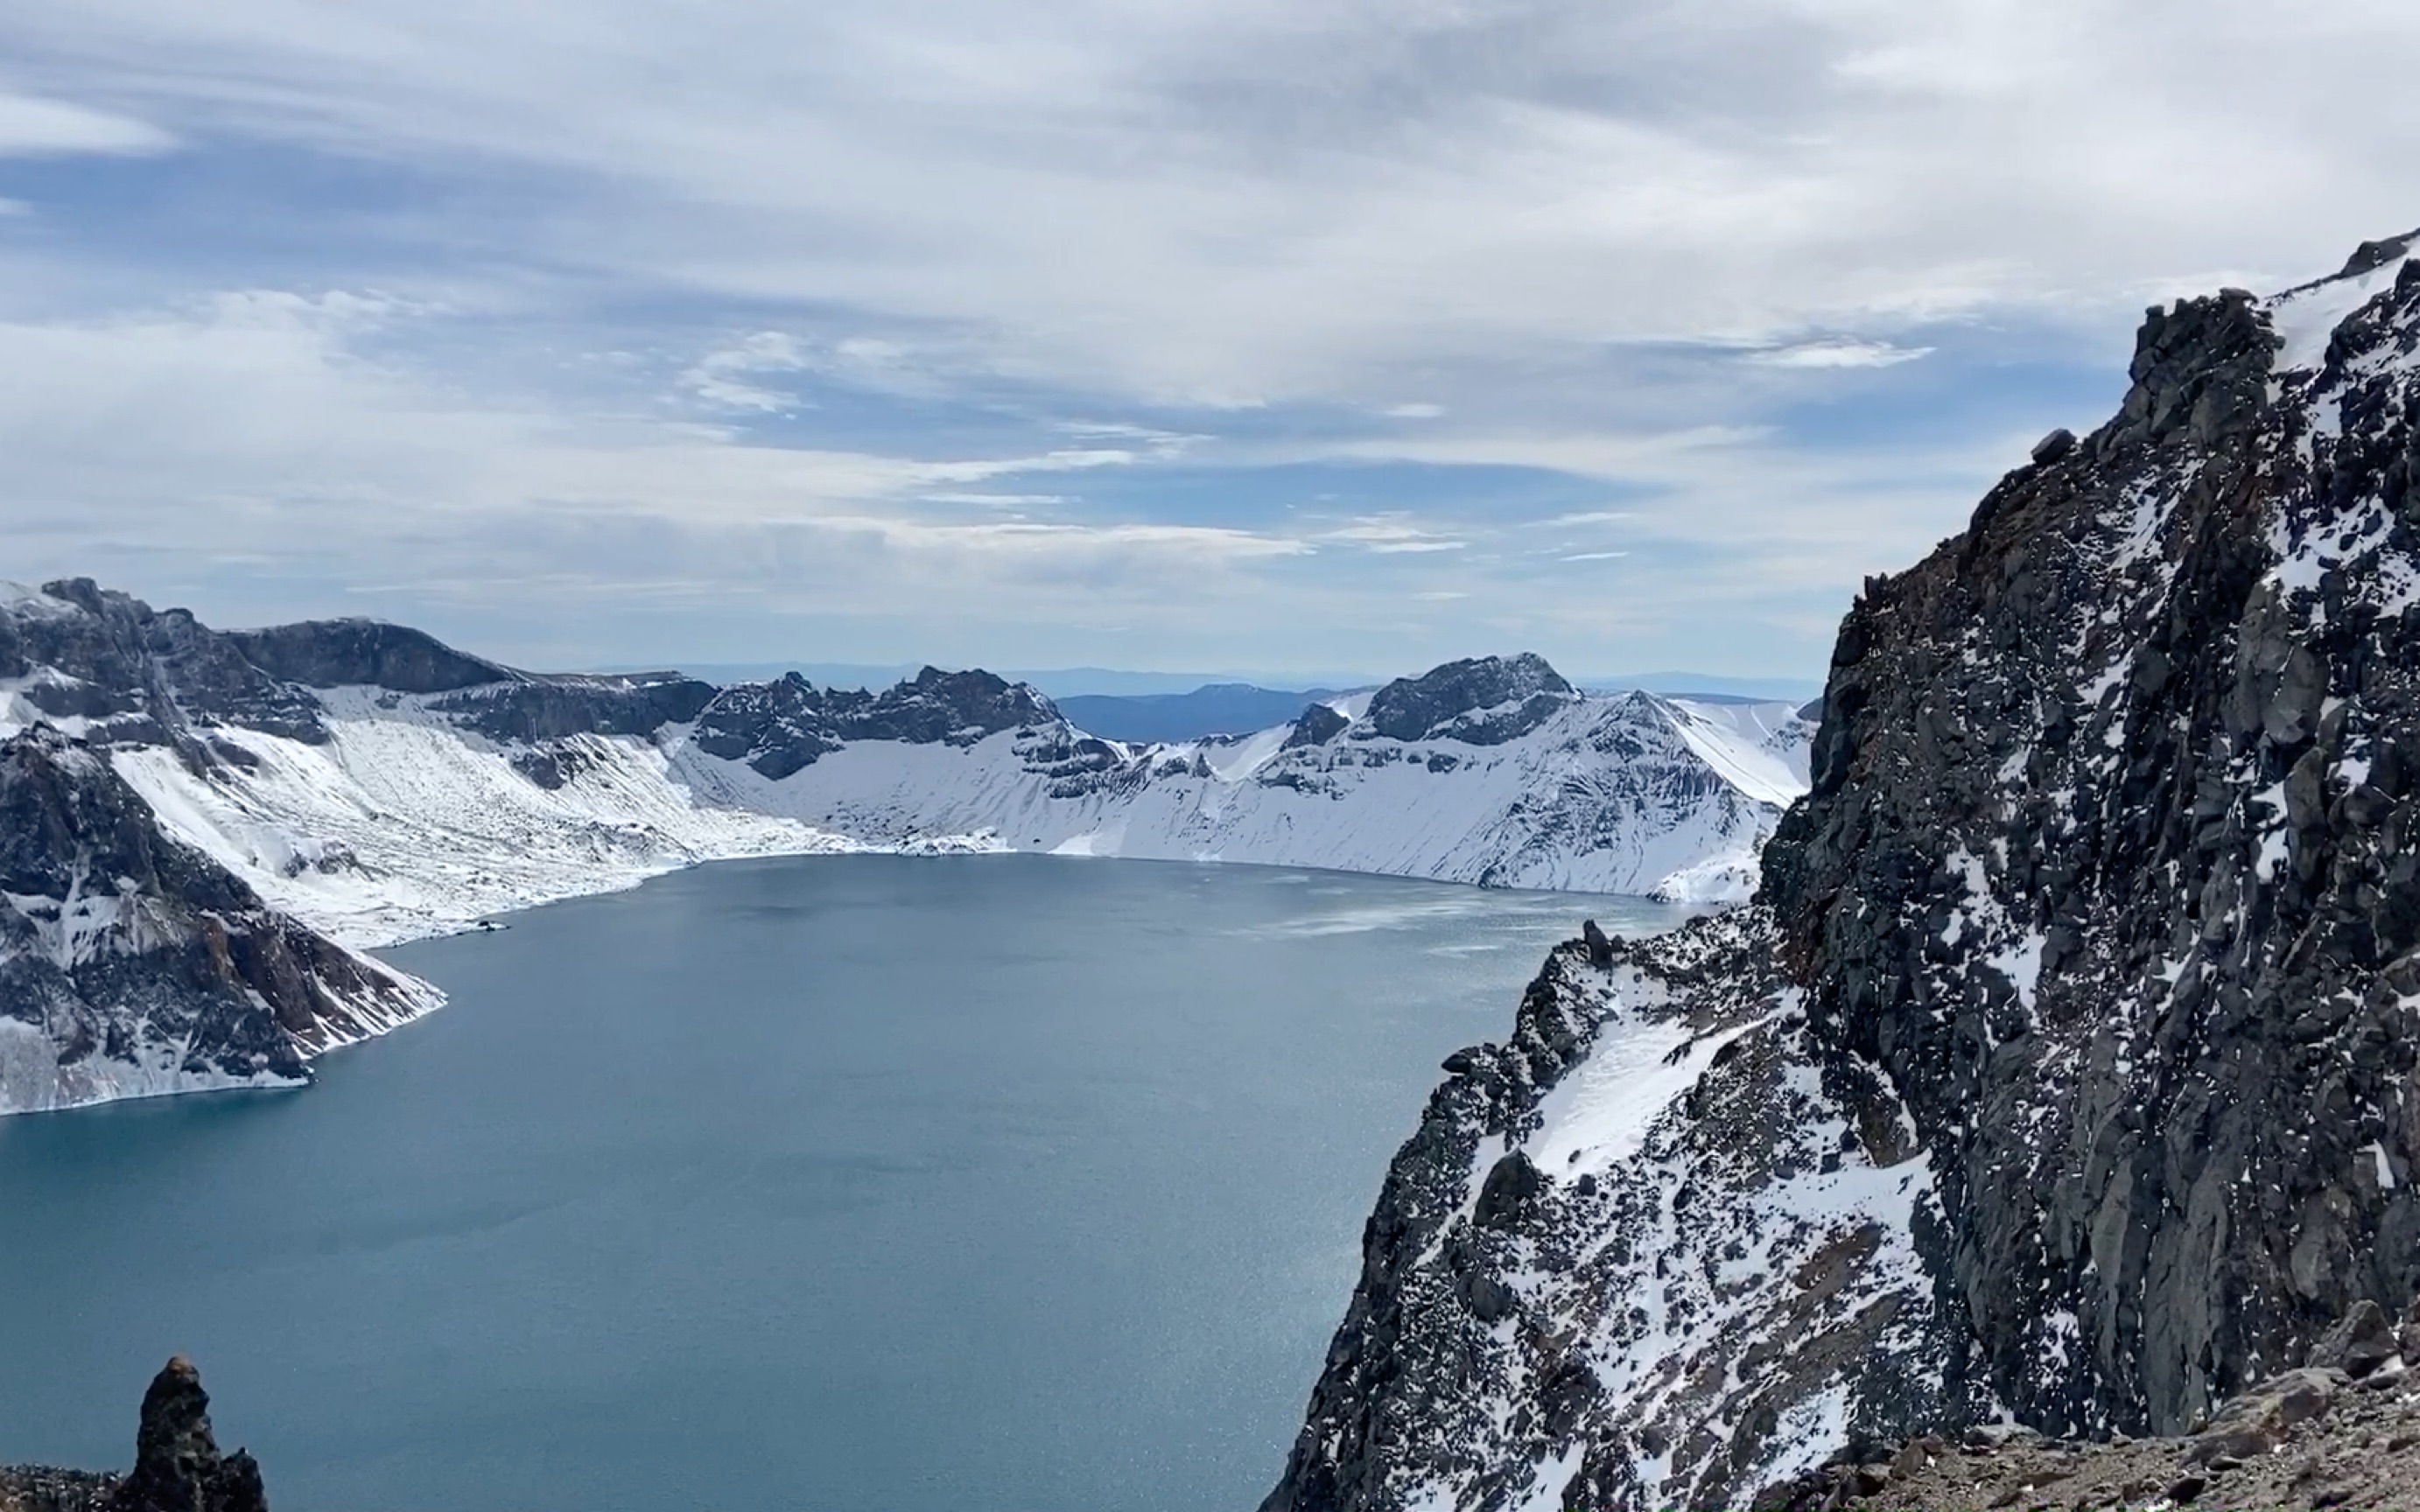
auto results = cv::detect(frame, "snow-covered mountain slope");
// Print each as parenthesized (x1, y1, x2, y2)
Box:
(0, 725, 437, 1114)
(0, 582, 850, 948)
(1262, 232, 2420, 1511)
(0, 583, 1807, 1111)
(111, 695, 848, 948)
(1, 593, 1811, 951)
(676, 669, 1808, 899)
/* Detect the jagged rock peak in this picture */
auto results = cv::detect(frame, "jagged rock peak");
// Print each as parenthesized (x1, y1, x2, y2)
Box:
(106, 1357, 268, 1512)
(1363, 653, 1575, 745)
(690, 664, 1059, 780)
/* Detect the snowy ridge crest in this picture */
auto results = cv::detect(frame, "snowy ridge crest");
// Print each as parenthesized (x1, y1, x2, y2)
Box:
(0, 585, 1813, 950)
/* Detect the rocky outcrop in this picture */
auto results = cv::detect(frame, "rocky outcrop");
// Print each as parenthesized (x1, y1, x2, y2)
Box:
(0, 725, 437, 1113)
(0, 580, 325, 748)
(1361, 654, 1575, 746)
(434, 671, 716, 745)
(1282, 701, 1350, 750)
(225, 618, 508, 694)
(107, 1359, 267, 1512)
(1263, 239, 2420, 1510)
(0, 1359, 267, 1512)
(1765, 1314, 2420, 1511)
(689, 667, 1058, 779)
(1263, 910, 1959, 1512)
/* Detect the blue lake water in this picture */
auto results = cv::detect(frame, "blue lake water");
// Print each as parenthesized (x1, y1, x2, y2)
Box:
(0, 855, 1682, 1510)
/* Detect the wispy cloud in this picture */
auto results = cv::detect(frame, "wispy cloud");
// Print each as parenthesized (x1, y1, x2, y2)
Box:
(0, 91, 174, 157)
(1318, 516, 1470, 554)
(917, 492, 1074, 508)
(678, 332, 811, 412)
(1748, 340, 1934, 369)
(2, 0, 2413, 676)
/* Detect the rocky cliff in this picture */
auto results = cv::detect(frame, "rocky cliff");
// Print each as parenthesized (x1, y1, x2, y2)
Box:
(0, 724, 437, 1113)
(1263, 236, 2420, 1511)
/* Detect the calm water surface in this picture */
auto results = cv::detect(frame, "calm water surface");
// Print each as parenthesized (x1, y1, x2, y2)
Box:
(0, 855, 1682, 1511)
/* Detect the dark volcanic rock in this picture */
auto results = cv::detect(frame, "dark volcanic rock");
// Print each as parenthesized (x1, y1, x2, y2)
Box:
(226, 619, 509, 693)
(434, 672, 715, 744)
(1263, 239, 2420, 1510)
(0, 726, 431, 1111)
(107, 1358, 266, 1512)
(1582, 917, 1614, 966)
(0, 582, 325, 746)
(1759, 259, 2420, 1439)
(692, 667, 1057, 780)
(2307, 1299, 2398, 1379)
(2031, 426, 2077, 464)
(0, 583, 714, 760)
(1361, 654, 1575, 745)
(1280, 701, 1350, 750)
(0, 1358, 267, 1512)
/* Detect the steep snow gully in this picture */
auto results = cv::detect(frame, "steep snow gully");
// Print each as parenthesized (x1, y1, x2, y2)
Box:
(0, 584, 1808, 1113)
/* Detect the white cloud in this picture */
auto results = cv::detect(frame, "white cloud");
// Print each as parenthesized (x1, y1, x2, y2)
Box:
(4, 0, 2416, 674)
(677, 332, 810, 412)
(917, 492, 1074, 508)
(0, 90, 173, 157)
(7, 1, 2416, 400)
(1318, 517, 1470, 554)
(1749, 339, 1934, 369)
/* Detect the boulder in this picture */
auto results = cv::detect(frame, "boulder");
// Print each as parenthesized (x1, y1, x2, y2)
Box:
(2186, 1368, 2339, 1464)
(2310, 1299, 2399, 1379)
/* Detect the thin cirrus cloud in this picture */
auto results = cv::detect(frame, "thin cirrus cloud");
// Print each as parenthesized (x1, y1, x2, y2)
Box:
(1748, 340, 1935, 369)
(0, 1, 2416, 675)
(0, 89, 173, 157)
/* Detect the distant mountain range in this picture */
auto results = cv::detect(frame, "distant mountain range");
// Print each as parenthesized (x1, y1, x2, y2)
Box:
(0, 581, 1815, 1114)
(659, 662, 1821, 700)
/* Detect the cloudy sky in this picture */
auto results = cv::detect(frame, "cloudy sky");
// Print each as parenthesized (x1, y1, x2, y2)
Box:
(1, 1, 2414, 682)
